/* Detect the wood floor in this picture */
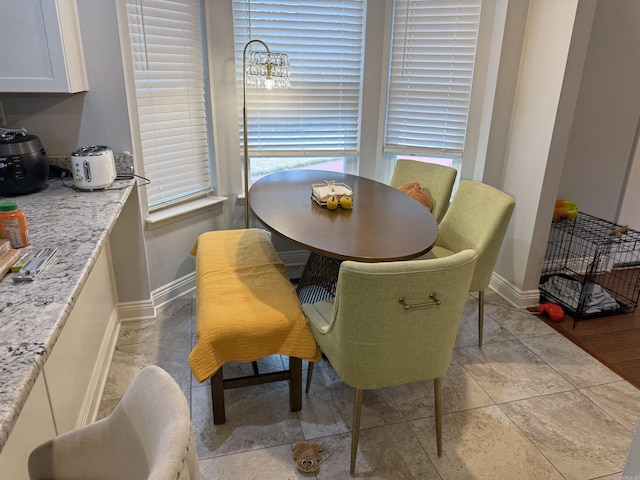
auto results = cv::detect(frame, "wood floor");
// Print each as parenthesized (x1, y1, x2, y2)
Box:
(541, 307, 640, 389)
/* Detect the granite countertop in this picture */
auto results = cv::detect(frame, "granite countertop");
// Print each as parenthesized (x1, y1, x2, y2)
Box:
(0, 172, 134, 453)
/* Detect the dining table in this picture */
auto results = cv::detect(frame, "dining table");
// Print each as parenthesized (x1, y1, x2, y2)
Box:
(249, 169, 439, 301)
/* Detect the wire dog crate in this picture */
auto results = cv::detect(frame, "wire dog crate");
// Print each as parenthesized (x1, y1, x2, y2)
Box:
(539, 212, 640, 326)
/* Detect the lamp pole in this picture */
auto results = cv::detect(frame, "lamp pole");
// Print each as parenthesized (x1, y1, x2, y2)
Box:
(242, 39, 271, 229)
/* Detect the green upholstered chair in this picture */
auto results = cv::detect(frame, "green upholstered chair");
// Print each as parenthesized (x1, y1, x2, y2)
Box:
(389, 159, 458, 222)
(422, 180, 515, 348)
(303, 249, 477, 474)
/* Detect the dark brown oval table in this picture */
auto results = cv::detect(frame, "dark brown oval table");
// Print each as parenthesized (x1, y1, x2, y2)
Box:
(249, 169, 439, 301)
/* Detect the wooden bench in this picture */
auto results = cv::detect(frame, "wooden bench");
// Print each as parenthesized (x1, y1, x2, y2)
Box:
(188, 229, 320, 424)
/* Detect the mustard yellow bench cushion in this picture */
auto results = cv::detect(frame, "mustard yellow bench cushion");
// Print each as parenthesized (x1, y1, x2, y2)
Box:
(189, 229, 321, 383)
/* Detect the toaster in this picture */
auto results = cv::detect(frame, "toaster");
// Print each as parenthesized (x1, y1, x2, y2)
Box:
(71, 145, 117, 190)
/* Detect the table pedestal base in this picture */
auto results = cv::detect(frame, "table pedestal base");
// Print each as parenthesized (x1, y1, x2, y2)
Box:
(296, 253, 342, 304)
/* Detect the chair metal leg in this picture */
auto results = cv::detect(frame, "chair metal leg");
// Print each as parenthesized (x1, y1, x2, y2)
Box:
(306, 361, 314, 393)
(434, 377, 442, 457)
(478, 290, 484, 348)
(350, 388, 363, 475)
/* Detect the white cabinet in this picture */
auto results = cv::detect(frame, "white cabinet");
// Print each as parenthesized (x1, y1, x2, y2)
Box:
(0, 372, 57, 480)
(0, 0, 89, 93)
(44, 241, 119, 433)
(0, 242, 119, 478)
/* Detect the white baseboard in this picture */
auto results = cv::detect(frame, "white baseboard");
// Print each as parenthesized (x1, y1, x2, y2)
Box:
(117, 298, 156, 321)
(116, 272, 196, 322)
(117, 251, 540, 315)
(490, 271, 540, 308)
(152, 272, 195, 309)
(115, 249, 307, 324)
(78, 308, 120, 427)
(116, 251, 540, 317)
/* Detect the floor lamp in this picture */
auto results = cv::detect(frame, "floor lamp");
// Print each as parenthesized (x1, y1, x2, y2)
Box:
(242, 39, 290, 228)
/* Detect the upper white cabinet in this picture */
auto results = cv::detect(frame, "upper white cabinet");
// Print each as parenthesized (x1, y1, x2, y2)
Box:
(0, 0, 89, 93)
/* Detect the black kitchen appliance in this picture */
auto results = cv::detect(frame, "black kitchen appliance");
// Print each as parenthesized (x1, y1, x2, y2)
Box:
(0, 128, 49, 195)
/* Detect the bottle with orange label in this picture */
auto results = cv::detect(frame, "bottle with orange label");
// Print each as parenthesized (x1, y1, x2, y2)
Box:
(0, 202, 30, 248)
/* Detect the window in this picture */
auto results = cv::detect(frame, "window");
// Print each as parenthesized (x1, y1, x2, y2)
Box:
(383, 0, 481, 176)
(124, 0, 213, 210)
(231, 0, 366, 183)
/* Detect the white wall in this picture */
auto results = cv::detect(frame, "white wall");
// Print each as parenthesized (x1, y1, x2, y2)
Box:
(490, 0, 596, 304)
(0, 1, 156, 306)
(1, 1, 131, 155)
(619, 132, 640, 229)
(558, 0, 640, 223)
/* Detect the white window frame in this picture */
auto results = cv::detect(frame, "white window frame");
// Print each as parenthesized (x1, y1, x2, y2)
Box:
(207, 0, 504, 196)
(230, 0, 366, 187)
(115, 0, 223, 223)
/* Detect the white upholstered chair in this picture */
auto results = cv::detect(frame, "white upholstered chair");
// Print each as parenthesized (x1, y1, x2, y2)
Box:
(28, 365, 199, 480)
(624, 420, 640, 477)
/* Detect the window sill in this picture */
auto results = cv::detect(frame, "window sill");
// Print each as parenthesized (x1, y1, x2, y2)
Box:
(145, 196, 227, 229)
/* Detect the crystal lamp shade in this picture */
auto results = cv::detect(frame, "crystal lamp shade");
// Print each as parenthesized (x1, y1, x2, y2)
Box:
(245, 51, 291, 89)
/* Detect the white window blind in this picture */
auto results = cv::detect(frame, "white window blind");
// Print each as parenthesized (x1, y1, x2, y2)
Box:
(232, 0, 365, 156)
(385, 0, 481, 155)
(125, 0, 212, 209)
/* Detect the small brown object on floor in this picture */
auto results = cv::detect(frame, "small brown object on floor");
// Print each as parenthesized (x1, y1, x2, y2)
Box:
(292, 441, 323, 473)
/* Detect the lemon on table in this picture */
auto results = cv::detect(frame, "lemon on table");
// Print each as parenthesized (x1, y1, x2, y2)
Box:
(326, 196, 339, 210)
(339, 196, 353, 209)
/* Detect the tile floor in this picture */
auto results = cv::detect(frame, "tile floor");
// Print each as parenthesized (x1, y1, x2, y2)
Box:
(99, 291, 640, 479)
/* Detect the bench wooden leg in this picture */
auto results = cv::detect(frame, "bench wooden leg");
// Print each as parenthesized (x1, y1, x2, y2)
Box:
(210, 368, 226, 425)
(289, 357, 302, 412)
(210, 357, 303, 425)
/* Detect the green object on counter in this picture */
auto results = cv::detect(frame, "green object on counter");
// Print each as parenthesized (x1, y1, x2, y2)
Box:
(11, 250, 35, 272)
(0, 202, 18, 211)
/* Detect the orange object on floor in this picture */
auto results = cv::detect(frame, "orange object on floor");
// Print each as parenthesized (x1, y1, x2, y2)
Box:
(537, 302, 565, 322)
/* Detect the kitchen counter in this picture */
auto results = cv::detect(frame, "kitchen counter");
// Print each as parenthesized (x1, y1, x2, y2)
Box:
(0, 176, 134, 453)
